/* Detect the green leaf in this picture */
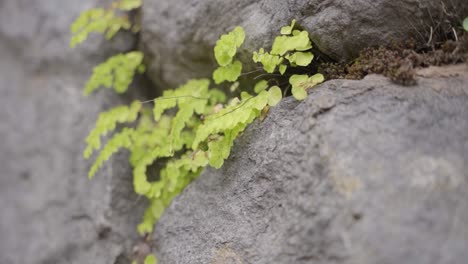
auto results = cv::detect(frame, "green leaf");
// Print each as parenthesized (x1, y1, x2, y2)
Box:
(280, 19, 296, 35)
(213, 60, 243, 84)
(289, 74, 309, 101)
(70, 8, 131, 48)
(84, 101, 141, 160)
(310, 73, 325, 84)
(267, 86, 282, 106)
(83, 51, 144, 95)
(279, 64, 287, 75)
(252, 49, 282, 73)
(144, 254, 157, 264)
(289, 73, 325, 101)
(153, 97, 177, 121)
(117, 0, 143, 11)
(289, 74, 309, 88)
(286, 52, 314, 67)
(292, 85, 307, 100)
(88, 128, 135, 178)
(254, 80, 268, 94)
(271, 31, 311, 56)
(214, 26, 245, 66)
(464, 17, 468, 31)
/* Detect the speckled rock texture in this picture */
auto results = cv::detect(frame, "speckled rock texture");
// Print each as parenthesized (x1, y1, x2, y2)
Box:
(153, 69, 468, 264)
(141, 0, 468, 88)
(0, 0, 148, 263)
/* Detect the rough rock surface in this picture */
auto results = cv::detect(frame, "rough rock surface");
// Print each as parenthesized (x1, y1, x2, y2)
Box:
(141, 0, 468, 88)
(154, 70, 468, 264)
(0, 1, 147, 263)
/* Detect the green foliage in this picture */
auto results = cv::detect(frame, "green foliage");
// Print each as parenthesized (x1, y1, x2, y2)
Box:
(213, 27, 245, 84)
(252, 21, 314, 76)
(70, 0, 142, 48)
(289, 74, 324, 100)
(213, 60, 243, 84)
(214, 26, 245, 66)
(76, 15, 322, 264)
(463, 17, 468, 31)
(254, 80, 268, 94)
(84, 101, 141, 164)
(84, 51, 145, 95)
(252, 20, 324, 100)
(144, 254, 157, 264)
(280, 19, 296, 35)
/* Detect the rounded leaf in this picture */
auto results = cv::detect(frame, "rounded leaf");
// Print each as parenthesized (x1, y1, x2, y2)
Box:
(214, 27, 245, 66)
(292, 85, 307, 100)
(267, 86, 282, 106)
(309, 73, 325, 84)
(212, 60, 243, 84)
(289, 74, 308, 87)
(280, 19, 296, 35)
(144, 254, 157, 264)
(254, 80, 268, 94)
(294, 52, 314, 66)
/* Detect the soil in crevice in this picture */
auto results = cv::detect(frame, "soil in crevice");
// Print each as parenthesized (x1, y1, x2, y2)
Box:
(318, 32, 468, 85)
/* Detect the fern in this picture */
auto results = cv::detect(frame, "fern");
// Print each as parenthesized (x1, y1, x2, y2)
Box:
(254, 80, 268, 94)
(84, 51, 145, 95)
(214, 26, 245, 66)
(78, 17, 322, 264)
(193, 88, 282, 150)
(70, 0, 142, 48)
(289, 73, 325, 100)
(84, 100, 141, 162)
(252, 20, 324, 100)
(89, 127, 135, 177)
(252, 48, 283, 73)
(252, 20, 313, 74)
(212, 27, 245, 84)
(213, 60, 243, 84)
(280, 19, 296, 35)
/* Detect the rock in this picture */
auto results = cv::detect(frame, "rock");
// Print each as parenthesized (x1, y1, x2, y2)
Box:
(0, 1, 148, 263)
(153, 71, 468, 264)
(141, 0, 468, 88)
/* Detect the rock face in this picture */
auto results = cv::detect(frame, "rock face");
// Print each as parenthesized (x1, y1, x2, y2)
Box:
(141, 0, 468, 88)
(0, 1, 147, 263)
(153, 70, 468, 264)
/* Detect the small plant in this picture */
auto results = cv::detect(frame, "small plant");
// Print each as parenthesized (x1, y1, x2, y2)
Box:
(70, 0, 142, 48)
(252, 19, 324, 100)
(463, 17, 468, 31)
(72, 3, 324, 262)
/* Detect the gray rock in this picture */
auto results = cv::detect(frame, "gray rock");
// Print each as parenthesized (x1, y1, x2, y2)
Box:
(153, 69, 468, 264)
(0, 0, 148, 263)
(141, 0, 468, 88)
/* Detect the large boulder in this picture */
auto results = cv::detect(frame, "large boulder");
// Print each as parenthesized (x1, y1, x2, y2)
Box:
(141, 0, 468, 88)
(0, 0, 147, 263)
(153, 67, 468, 264)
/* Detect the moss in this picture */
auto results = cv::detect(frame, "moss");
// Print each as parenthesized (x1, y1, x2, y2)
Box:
(319, 32, 468, 85)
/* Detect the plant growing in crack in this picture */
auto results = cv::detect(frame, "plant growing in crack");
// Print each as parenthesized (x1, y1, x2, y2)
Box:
(71, 2, 324, 262)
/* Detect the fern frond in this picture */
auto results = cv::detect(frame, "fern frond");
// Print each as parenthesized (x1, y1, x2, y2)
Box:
(213, 60, 243, 84)
(84, 100, 141, 159)
(214, 26, 245, 66)
(88, 127, 135, 178)
(70, 8, 130, 48)
(84, 51, 144, 95)
(252, 20, 314, 75)
(70, 0, 142, 48)
(212, 27, 245, 84)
